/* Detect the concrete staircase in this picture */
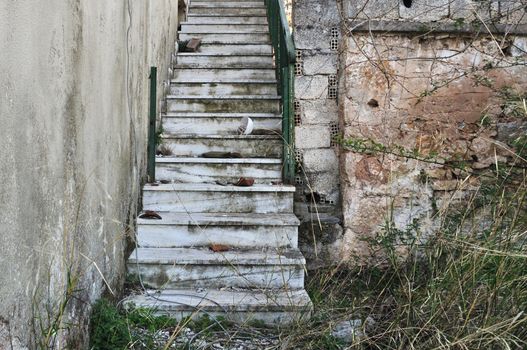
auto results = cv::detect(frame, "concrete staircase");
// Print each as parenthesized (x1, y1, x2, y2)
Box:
(125, 0, 312, 325)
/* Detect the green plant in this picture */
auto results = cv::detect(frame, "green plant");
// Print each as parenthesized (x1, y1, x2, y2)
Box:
(275, 158, 527, 349)
(498, 86, 527, 118)
(90, 299, 186, 350)
(32, 268, 80, 349)
(512, 134, 527, 159)
(155, 124, 164, 148)
(187, 314, 226, 335)
(90, 299, 130, 350)
(478, 113, 493, 127)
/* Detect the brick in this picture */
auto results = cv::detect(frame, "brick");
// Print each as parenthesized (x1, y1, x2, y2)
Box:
(302, 53, 338, 75)
(345, 0, 399, 20)
(299, 100, 338, 124)
(303, 148, 339, 173)
(293, 0, 340, 27)
(295, 75, 328, 100)
(295, 125, 331, 149)
(294, 26, 334, 51)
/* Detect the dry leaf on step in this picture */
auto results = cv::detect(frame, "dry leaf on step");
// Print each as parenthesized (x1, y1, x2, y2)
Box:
(234, 177, 255, 187)
(210, 244, 230, 252)
(139, 210, 162, 220)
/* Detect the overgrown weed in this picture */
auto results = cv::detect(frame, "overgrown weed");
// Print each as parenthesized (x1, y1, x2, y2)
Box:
(89, 300, 233, 350)
(280, 156, 527, 349)
(95, 133, 527, 350)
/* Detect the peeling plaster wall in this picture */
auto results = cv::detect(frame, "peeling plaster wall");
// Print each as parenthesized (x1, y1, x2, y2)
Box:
(292, 0, 527, 266)
(0, 1, 178, 348)
(339, 31, 527, 263)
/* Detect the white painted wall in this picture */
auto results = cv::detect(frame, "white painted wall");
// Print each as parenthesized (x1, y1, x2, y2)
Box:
(0, 1, 178, 347)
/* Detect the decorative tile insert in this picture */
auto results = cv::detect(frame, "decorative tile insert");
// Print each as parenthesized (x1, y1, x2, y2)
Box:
(294, 149, 304, 171)
(295, 50, 304, 76)
(328, 74, 338, 99)
(330, 121, 340, 147)
(330, 27, 339, 51)
(294, 100, 302, 126)
(295, 175, 304, 185)
(319, 194, 336, 205)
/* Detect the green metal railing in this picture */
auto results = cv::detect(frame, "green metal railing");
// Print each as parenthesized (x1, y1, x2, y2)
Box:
(264, 0, 296, 184)
(147, 66, 157, 182)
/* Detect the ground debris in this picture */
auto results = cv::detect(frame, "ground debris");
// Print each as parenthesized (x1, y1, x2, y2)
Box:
(130, 325, 280, 350)
(139, 210, 162, 220)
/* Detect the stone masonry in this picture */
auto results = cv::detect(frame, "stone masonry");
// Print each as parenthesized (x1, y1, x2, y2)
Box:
(292, 0, 527, 265)
(293, 0, 344, 268)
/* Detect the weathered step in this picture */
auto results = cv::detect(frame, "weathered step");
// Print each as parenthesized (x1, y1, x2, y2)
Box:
(170, 81, 277, 95)
(123, 289, 313, 325)
(172, 68, 275, 82)
(192, 0, 264, 2)
(166, 95, 280, 113)
(180, 24, 268, 33)
(192, 0, 264, 3)
(186, 16, 268, 24)
(155, 157, 282, 183)
(196, 43, 273, 55)
(162, 113, 281, 135)
(127, 247, 305, 289)
(175, 54, 274, 69)
(142, 183, 294, 213)
(189, 7, 267, 15)
(136, 212, 299, 248)
(179, 33, 270, 44)
(161, 134, 282, 158)
(190, 2, 265, 8)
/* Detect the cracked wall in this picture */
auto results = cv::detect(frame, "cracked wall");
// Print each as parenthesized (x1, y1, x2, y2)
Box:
(340, 32, 527, 262)
(292, 0, 527, 266)
(0, 1, 178, 348)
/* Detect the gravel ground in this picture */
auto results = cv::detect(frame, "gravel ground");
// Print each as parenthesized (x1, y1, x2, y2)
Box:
(130, 325, 281, 350)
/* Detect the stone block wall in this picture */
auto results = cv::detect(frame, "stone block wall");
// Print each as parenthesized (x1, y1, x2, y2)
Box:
(345, 0, 527, 24)
(339, 32, 527, 262)
(292, 0, 527, 266)
(293, 0, 344, 267)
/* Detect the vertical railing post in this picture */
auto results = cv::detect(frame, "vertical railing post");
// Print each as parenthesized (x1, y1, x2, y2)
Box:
(147, 66, 157, 183)
(287, 66, 295, 183)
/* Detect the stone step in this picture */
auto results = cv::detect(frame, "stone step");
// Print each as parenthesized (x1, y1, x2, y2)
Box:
(160, 134, 283, 158)
(162, 112, 282, 135)
(169, 81, 277, 95)
(127, 247, 305, 289)
(179, 32, 270, 44)
(123, 288, 313, 325)
(172, 68, 276, 82)
(180, 24, 268, 33)
(190, 2, 265, 8)
(155, 157, 282, 183)
(136, 212, 298, 248)
(142, 183, 293, 213)
(192, 0, 265, 2)
(166, 95, 280, 113)
(175, 54, 274, 69)
(189, 7, 267, 16)
(192, 0, 265, 3)
(185, 16, 268, 24)
(196, 43, 273, 55)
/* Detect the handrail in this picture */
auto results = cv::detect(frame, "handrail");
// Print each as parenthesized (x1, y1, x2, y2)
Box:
(147, 66, 157, 182)
(264, 0, 296, 184)
(276, 0, 296, 63)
